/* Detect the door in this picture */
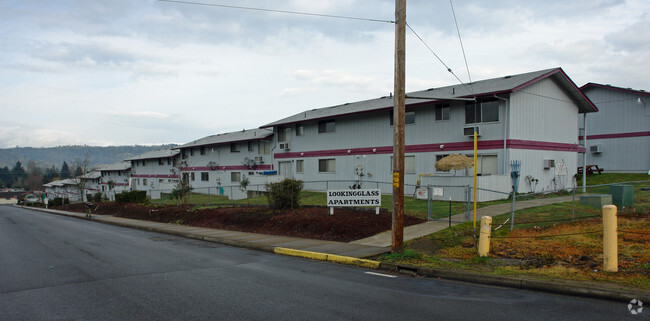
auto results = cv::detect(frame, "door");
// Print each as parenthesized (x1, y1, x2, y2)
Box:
(279, 161, 293, 179)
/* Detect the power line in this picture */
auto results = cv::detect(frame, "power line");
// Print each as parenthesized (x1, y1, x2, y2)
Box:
(158, 0, 395, 24)
(406, 23, 476, 97)
(449, 0, 472, 84)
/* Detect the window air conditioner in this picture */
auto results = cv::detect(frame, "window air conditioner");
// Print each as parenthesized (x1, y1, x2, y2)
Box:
(279, 143, 290, 150)
(543, 159, 555, 169)
(590, 144, 602, 153)
(464, 126, 479, 137)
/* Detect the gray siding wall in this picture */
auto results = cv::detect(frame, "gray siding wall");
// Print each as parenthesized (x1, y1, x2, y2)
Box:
(509, 78, 580, 143)
(581, 88, 650, 172)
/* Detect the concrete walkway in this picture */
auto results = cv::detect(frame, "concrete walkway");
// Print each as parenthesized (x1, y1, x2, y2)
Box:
(350, 196, 575, 247)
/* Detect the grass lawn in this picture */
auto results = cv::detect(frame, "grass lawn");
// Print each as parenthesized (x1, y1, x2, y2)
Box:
(378, 174, 650, 290)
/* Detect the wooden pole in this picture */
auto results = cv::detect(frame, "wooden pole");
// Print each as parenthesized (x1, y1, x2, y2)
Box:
(392, 0, 406, 252)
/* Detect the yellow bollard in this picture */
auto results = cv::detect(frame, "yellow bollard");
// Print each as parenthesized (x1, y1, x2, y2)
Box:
(478, 216, 492, 257)
(602, 205, 618, 272)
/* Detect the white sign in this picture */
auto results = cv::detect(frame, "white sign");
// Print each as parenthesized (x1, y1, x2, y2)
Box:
(415, 188, 428, 200)
(327, 189, 381, 214)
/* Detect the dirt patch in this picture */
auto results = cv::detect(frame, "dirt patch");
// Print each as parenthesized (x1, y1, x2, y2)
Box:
(53, 203, 425, 243)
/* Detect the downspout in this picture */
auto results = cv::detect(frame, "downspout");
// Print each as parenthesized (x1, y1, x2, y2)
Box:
(582, 113, 587, 192)
(494, 94, 509, 175)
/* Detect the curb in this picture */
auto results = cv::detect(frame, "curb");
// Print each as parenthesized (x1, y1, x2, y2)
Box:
(379, 262, 650, 303)
(274, 247, 380, 269)
(18, 205, 649, 303)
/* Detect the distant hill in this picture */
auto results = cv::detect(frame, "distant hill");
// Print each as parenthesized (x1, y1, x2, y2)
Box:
(0, 145, 178, 169)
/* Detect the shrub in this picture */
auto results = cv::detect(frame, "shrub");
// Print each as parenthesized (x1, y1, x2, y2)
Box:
(92, 192, 102, 203)
(170, 180, 192, 206)
(52, 198, 64, 206)
(265, 178, 303, 210)
(115, 190, 147, 203)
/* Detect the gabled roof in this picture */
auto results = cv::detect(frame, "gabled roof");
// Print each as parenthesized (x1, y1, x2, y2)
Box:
(125, 149, 179, 161)
(44, 178, 79, 187)
(261, 67, 598, 128)
(174, 128, 273, 149)
(581, 83, 650, 98)
(98, 162, 131, 171)
(80, 171, 101, 180)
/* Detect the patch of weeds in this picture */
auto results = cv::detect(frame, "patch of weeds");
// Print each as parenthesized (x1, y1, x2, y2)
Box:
(469, 256, 490, 265)
(379, 249, 423, 262)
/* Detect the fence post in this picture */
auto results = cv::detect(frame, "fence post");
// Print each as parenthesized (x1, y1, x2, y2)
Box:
(478, 216, 492, 257)
(426, 184, 431, 221)
(510, 190, 516, 231)
(465, 186, 470, 221)
(572, 186, 576, 222)
(603, 205, 618, 272)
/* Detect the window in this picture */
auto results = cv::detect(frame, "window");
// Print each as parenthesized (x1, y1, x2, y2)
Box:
(159, 179, 164, 183)
(389, 111, 415, 125)
(182, 150, 188, 159)
(435, 154, 451, 172)
(296, 124, 304, 136)
(391, 155, 415, 173)
(142, 160, 146, 166)
(201, 172, 209, 181)
(318, 158, 335, 173)
(158, 158, 164, 166)
(167, 158, 171, 165)
(248, 141, 254, 152)
(258, 141, 270, 154)
(200, 146, 207, 155)
(435, 103, 450, 121)
(143, 178, 148, 186)
(190, 149, 194, 156)
(230, 143, 240, 152)
(296, 160, 304, 173)
(190, 172, 195, 181)
(465, 99, 499, 124)
(318, 120, 335, 133)
(231, 172, 241, 183)
(277, 126, 287, 142)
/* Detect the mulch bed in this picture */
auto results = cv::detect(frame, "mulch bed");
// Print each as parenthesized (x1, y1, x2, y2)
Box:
(52, 203, 425, 243)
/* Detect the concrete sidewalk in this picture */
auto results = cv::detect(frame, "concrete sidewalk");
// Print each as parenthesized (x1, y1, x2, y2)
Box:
(350, 196, 575, 247)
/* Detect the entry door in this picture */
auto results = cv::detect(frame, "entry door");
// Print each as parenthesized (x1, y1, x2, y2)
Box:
(279, 161, 293, 179)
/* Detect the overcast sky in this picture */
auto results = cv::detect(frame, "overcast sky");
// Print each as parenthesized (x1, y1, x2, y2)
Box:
(1, 0, 648, 148)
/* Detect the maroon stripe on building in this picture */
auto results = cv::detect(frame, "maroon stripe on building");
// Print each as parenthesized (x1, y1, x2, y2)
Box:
(578, 131, 650, 140)
(131, 174, 180, 179)
(274, 139, 582, 159)
(180, 165, 273, 171)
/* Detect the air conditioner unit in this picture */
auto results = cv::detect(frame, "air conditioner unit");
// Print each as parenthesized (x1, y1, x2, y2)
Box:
(464, 126, 480, 137)
(254, 156, 264, 163)
(543, 159, 555, 169)
(590, 144, 602, 153)
(279, 143, 290, 150)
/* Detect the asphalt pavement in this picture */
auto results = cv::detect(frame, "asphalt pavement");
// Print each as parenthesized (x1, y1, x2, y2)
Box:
(15, 198, 650, 304)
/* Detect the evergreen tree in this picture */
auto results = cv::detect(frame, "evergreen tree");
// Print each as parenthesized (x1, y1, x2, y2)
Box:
(60, 161, 71, 179)
(0, 166, 11, 188)
(43, 166, 58, 184)
(10, 161, 27, 187)
(74, 166, 83, 177)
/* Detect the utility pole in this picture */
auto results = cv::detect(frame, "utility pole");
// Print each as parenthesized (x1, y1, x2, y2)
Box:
(392, 0, 406, 252)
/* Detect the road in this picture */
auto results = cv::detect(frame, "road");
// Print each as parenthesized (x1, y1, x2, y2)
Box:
(0, 205, 642, 320)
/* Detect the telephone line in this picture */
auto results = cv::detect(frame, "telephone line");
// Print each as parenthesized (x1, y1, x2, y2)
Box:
(158, 0, 395, 24)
